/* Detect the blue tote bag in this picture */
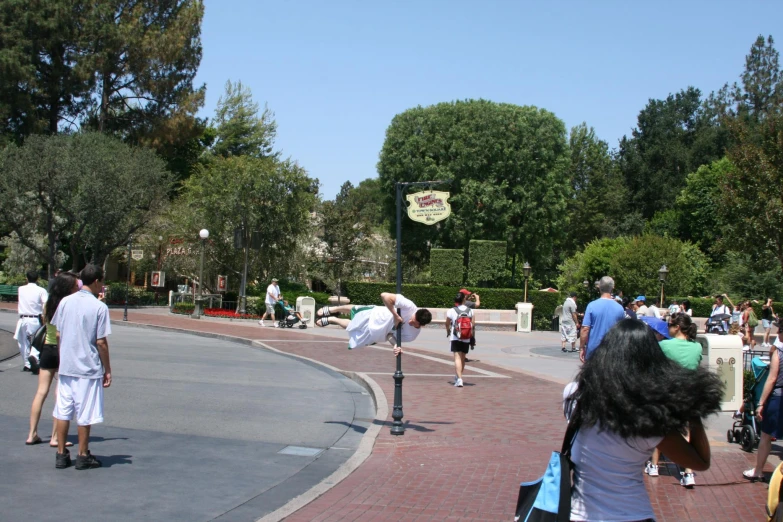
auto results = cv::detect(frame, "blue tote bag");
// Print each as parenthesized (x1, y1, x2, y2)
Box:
(514, 420, 578, 522)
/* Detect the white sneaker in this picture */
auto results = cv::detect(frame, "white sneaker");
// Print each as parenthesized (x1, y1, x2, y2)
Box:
(258, 321, 266, 327)
(743, 345, 750, 351)
(645, 463, 659, 477)
(680, 472, 695, 488)
(455, 378, 464, 387)
(274, 323, 279, 328)
(454, 374, 459, 383)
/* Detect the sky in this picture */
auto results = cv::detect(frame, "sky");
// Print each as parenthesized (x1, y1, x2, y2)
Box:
(195, 1, 783, 200)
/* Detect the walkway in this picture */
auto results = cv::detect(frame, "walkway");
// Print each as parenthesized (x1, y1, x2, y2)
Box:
(0, 305, 771, 520)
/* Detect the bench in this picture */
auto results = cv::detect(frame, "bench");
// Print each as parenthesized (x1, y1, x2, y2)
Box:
(0, 285, 19, 302)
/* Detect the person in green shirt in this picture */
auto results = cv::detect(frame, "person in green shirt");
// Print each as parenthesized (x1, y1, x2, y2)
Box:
(26, 272, 79, 447)
(646, 312, 703, 487)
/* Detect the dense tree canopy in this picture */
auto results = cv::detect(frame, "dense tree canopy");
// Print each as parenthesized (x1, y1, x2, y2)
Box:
(377, 99, 571, 273)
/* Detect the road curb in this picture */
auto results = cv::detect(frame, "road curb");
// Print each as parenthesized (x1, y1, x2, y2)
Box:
(102, 317, 387, 522)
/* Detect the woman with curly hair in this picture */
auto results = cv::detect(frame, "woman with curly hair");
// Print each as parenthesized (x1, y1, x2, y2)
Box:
(25, 272, 79, 446)
(569, 319, 723, 521)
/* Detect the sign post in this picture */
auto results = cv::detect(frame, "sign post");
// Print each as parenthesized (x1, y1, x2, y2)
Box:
(391, 181, 451, 436)
(217, 275, 227, 293)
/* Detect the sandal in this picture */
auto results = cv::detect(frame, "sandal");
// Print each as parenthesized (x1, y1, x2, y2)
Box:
(743, 468, 763, 481)
(316, 317, 330, 327)
(317, 306, 331, 318)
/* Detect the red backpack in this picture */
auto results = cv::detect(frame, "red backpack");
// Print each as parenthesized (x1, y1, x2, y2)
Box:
(452, 307, 473, 340)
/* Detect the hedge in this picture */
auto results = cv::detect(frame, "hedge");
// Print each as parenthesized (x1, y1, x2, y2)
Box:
(342, 281, 564, 330)
(467, 240, 507, 287)
(430, 249, 465, 285)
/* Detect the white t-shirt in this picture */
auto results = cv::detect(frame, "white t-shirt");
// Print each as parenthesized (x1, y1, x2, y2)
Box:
(570, 425, 663, 522)
(265, 284, 280, 305)
(18, 282, 47, 316)
(446, 304, 473, 342)
(561, 298, 577, 325)
(636, 304, 648, 316)
(712, 304, 730, 316)
(646, 305, 662, 319)
(346, 294, 420, 349)
(52, 289, 112, 379)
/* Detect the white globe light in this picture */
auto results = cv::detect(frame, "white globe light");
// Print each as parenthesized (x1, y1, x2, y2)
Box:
(199, 229, 209, 239)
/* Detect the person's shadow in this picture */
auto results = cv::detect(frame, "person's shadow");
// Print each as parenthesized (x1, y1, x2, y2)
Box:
(99, 454, 133, 468)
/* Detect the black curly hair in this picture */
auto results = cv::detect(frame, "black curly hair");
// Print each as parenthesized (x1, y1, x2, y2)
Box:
(572, 318, 723, 439)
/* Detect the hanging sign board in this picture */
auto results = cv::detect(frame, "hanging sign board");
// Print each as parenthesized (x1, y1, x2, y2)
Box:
(131, 249, 144, 261)
(405, 190, 451, 225)
(151, 271, 165, 287)
(217, 275, 228, 292)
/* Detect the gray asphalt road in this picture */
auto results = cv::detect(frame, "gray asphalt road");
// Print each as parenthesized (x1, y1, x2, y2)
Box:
(0, 315, 373, 522)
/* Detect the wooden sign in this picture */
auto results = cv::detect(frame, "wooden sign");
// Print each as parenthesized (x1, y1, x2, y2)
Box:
(405, 190, 451, 225)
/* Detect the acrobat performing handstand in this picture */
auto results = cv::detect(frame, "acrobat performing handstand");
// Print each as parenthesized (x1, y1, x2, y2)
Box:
(315, 292, 432, 353)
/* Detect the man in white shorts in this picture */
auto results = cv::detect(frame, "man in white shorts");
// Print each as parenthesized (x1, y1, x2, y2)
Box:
(14, 269, 47, 373)
(315, 292, 432, 353)
(560, 292, 579, 353)
(52, 264, 112, 470)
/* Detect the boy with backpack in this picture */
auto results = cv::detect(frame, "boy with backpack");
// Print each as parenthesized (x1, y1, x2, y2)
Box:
(446, 292, 475, 388)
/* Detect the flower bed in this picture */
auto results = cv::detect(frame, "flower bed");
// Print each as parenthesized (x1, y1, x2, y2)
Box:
(203, 308, 260, 319)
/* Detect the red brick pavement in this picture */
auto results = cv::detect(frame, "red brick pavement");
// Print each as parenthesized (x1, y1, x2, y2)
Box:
(0, 305, 772, 520)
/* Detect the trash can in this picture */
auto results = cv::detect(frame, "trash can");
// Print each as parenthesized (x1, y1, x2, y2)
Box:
(696, 333, 743, 411)
(296, 296, 316, 328)
(516, 302, 534, 333)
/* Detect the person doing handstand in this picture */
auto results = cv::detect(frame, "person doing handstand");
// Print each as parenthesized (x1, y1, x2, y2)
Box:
(315, 293, 432, 353)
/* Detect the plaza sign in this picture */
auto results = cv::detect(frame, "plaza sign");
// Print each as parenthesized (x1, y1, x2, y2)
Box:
(405, 190, 451, 225)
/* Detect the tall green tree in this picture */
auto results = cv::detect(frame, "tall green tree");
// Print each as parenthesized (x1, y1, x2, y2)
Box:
(211, 80, 278, 159)
(564, 123, 627, 253)
(617, 87, 726, 220)
(377, 99, 571, 279)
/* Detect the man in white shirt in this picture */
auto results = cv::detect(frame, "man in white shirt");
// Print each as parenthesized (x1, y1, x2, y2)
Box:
(560, 292, 579, 353)
(315, 292, 432, 353)
(258, 278, 281, 327)
(647, 299, 663, 319)
(445, 292, 474, 387)
(52, 264, 112, 470)
(635, 296, 648, 317)
(14, 269, 47, 374)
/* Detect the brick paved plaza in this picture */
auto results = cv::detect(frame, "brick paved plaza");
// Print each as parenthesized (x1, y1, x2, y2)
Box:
(0, 304, 772, 520)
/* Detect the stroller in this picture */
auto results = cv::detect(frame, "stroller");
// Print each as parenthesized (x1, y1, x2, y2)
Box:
(728, 355, 770, 452)
(705, 313, 732, 334)
(277, 300, 307, 329)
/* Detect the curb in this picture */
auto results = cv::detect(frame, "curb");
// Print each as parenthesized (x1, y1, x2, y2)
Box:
(101, 317, 388, 522)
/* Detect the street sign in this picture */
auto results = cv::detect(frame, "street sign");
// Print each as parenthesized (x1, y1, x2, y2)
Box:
(151, 271, 165, 287)
(131, 249, 144, 261)
(217, 275, 227, 292)
(405, 190, 451, 225)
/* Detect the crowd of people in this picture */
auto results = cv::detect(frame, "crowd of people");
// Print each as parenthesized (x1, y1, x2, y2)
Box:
(15, 266, 112, 470)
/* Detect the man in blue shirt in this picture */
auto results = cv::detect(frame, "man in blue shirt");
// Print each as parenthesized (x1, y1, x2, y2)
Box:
(580, 276, 625, 362)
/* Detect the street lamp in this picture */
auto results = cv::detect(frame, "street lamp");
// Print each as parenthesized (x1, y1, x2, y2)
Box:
(522, 262, 532, 302)
(123, 235, 133, 322)
(192, 229, 209, 318)
(658, 264, 668, 307)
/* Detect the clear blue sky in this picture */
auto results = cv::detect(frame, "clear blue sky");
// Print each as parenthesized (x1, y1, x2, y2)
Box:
(195, 1, 783, 199)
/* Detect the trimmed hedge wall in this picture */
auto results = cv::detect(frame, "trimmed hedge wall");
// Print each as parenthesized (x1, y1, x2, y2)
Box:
(467, 240, 507, 287)
(342, 281, 563, 330)
(430, 248, 465, 285)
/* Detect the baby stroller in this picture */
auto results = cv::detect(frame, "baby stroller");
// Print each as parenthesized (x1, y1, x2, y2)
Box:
(728, 355, 769, 452)
(277, 300, 307, 329)
(705, 313, 731, 334)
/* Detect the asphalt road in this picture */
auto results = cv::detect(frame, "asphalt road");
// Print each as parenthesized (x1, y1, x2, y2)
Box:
(0, 315, 373, 522)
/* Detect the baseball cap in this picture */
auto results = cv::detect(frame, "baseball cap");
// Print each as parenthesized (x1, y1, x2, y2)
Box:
(640, 316, 671, 339)
(635, 295, 646, 302)
(459, 288, 471, 295)
(271, 278, 279, 282)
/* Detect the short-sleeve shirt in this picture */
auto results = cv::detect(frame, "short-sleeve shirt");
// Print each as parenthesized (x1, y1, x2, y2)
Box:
(582, 298, 625, 357)
(52, 289, 111, 379)
(463, 300, 477, 310)
(347, 294, 420, 349)
(18, 282, 47, 316)
(646, 305, 662, 318)
(561, 298, 577, 325)
(659, 338, 703, 370)
(446, 305, 473, 342)
(265, 284, 280, 305)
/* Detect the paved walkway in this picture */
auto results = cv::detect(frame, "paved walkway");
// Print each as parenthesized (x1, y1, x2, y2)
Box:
(0, 304, 772, 520)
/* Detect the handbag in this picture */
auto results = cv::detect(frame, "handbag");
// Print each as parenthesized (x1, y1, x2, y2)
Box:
(514, 419, 579, 522)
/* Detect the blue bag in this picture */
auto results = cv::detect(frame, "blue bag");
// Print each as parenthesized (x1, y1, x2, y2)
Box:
(514, 421, 578, 522)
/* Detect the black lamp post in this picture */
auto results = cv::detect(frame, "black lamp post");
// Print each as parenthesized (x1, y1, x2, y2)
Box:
(193, 229, 209, 318)
(522, 262, 532, 302)
(123, 235, 132, 322)
(391, 179, 451, 436)
(658, 264, 668, 307)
